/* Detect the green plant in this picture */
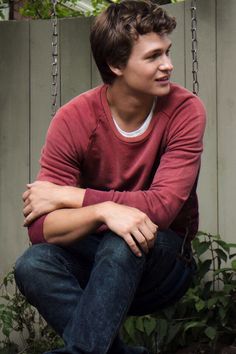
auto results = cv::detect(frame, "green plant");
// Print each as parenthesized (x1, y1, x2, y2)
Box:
(121, 232, 236, 354)
(0, 270, 63, 354)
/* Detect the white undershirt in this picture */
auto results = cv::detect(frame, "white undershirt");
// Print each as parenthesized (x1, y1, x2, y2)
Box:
(112, 99, 156, 138)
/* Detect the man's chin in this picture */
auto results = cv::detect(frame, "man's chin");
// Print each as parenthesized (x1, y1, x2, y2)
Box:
(155, 85, 171, 97)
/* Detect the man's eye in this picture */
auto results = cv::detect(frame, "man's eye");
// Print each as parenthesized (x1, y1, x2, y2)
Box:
(148, 53, 160, 60)
(166, 49, 171, 56)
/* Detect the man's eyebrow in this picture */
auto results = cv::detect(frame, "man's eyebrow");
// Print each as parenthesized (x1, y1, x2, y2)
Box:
(145, 43, 172, 56)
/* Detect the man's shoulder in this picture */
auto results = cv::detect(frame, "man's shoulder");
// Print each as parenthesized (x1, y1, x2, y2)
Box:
(158, 82, 206, 118)
(61, 84, 105, 115)
(48, 85, 106, 139)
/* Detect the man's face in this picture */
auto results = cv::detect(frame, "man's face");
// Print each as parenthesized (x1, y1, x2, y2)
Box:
(117, 32, 173, 97)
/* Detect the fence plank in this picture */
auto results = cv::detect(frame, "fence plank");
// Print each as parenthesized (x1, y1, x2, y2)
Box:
(30, 20, 54, 181)
(0, 21, 29, 278)
(60, 17, 91, 104)
(165, 2, 185, 87)
(185, 0, 218, 234)
(217, 0, 236, 242)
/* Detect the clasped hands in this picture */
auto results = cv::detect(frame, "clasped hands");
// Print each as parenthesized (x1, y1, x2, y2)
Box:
(22, 181, 85, 226)
(22, 181, 158, 257)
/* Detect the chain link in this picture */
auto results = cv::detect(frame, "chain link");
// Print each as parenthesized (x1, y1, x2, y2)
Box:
(51, 0, 59, 116)
(190, 0, 199, 96)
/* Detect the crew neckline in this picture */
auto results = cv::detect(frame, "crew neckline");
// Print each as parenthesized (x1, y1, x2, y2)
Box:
(100, 85, 159, 143)
(112, 98, 156, 138)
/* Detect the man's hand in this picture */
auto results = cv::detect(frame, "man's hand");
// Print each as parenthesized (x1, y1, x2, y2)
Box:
(22, 181, 85, 226)
(98, 201, 158, 257)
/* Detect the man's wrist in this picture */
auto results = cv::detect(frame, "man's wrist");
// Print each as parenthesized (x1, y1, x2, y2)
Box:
(61, 186, 86, 209)
(94, 201, 114, 223)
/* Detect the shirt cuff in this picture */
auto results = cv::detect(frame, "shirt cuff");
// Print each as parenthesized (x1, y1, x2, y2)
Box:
(28, 215, 47, 244)
(82, 188, 114, 207)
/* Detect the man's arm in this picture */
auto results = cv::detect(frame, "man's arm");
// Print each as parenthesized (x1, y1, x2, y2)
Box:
(23, 181, 158, 256)
(27, 201, 157, 257)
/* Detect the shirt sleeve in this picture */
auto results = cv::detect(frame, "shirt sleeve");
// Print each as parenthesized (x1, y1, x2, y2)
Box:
(28, 107, 86, 244)
(83, 101, 206, 230)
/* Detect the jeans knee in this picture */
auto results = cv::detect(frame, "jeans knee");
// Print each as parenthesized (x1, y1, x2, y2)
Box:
(14, 244, 56, 295)
(97, 232, 146, 270)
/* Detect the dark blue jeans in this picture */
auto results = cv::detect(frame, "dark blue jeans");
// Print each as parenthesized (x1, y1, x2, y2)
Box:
(14, 229, 196, 354)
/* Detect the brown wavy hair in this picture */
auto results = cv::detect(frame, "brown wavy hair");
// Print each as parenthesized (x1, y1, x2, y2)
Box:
(90, 0, 176, 84)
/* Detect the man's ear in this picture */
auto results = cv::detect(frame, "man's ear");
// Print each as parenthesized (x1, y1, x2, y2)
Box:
(108, 63, 123, 77)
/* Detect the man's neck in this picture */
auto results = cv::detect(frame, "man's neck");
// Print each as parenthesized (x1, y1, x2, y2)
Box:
(107, 82, 155, 132)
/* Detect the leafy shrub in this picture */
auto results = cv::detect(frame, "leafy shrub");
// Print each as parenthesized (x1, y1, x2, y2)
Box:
(0, 271, 63, 354)
(121, 232, 236, 354)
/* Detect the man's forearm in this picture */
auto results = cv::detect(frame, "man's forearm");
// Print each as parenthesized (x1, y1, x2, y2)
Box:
(43, 203, 103, 245)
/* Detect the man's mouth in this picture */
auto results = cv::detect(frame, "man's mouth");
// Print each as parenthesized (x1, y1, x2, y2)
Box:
(156, 76, 169, 82)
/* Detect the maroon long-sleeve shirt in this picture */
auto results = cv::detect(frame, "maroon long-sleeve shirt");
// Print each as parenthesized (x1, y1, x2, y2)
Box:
(29, 83, 206, 244)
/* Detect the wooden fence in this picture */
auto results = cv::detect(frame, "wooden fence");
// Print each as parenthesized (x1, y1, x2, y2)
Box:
(0, 0, 236, 278)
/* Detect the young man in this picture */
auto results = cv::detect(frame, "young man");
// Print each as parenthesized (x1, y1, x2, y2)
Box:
(15, 1, 206, 353)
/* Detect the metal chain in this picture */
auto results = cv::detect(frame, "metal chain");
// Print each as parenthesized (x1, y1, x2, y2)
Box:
(190, 0, 199, 96)
(51, 0, 59, 116)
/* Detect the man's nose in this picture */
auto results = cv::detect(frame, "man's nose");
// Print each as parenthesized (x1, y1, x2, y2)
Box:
(159, 56, 174, 72)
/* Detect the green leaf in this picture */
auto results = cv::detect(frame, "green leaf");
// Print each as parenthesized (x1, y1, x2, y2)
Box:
(123, 317, 137, 342)
(229, 253, 236, 259)
(204, 326, 217, 340)
(143, 316, 156, 336)
(207, 297, 218, 309)
(184, 320, 205, 333)
(156, 318, 168, 343)
(198, 259, 212, 278)
(165, 323, 183, 345)
(227, 243, 236, 248)
(219, 306, 227, 321)
(192, 237, 200, 251)
(195, 299, 206, 312)
(215, 248, 228, 263)
(135, 316, 145, 332)
(214, 240, 230, 253)
(194, 241, 211, 257)
(231, 259, 236, 270)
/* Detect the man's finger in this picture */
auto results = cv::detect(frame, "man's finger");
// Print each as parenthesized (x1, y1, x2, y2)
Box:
(139, 223, 156, 249)
(22, 190, 30, 201)
(131, 229, 149, 254)
(23, 204, 32, 217)
(23, 211, 36, 226)
(145, 218, 158, 235)
(124, 234, 142, 257)
(23, 214, 32, 226)
(23, 198, 31, 208)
